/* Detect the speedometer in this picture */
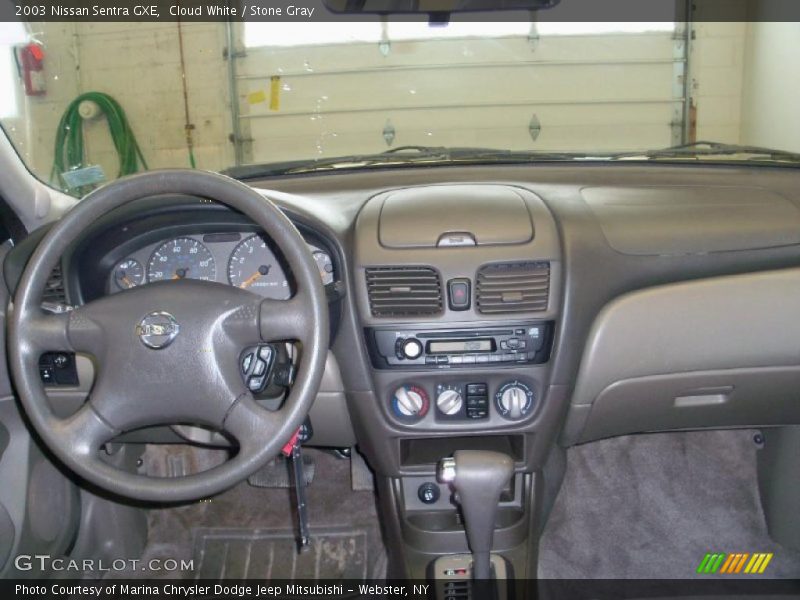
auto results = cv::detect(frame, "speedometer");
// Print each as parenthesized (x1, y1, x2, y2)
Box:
(147, 238, 216, 283)
(228, 234, 290, 298)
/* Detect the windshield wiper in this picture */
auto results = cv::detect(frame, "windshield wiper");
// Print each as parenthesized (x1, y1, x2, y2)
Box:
(610, 141, 800, 163)
(282, 147, 598, 174)
(225, 146, 595, 178)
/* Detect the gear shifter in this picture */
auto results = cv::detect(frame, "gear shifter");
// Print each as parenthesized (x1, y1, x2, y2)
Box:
(437, 450, 514, 580)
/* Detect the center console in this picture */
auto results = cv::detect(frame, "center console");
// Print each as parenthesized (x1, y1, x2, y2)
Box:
(350, 183, 562, 587)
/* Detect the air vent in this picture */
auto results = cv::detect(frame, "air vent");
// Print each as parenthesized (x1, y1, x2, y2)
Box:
(476, 261, 550, 314)
(366, 266, 443, 317)
(42, 263, 67, 306)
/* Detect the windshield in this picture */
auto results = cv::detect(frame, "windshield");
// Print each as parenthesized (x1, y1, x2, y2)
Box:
(1, 17, 799, 196)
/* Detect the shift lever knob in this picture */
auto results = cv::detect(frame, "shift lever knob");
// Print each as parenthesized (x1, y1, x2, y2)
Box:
(437, 450, 514, 580)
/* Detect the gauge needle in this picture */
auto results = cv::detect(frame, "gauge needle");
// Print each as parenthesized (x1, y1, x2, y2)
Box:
(240, 265, 271, 289)
(240, 272, 262, 289)
(121, 275, 133, 288)
(172, 268, 189, 280)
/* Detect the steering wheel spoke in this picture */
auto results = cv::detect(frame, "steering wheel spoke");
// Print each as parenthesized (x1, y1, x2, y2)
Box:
(23, 311, 73, 354)
(53, 402, 119, 458)
(222, 393, 284, 453)
(23, 305, 104, 357)
(258, 294, 312, 343)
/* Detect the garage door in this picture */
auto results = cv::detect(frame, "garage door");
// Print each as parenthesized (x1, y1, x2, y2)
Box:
(233, 20, 686, 165)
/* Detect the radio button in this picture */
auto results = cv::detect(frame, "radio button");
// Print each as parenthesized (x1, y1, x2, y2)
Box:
(529, 326, 545, 350)
(477, 355, 489, 364)
(463, 356, 476, 364)
(425, 356, 437, 365)
(450, 356, 463, 365)
(400, 338, 424, 360)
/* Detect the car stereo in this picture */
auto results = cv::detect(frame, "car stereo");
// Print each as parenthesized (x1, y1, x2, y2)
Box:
(365, 322, 553, 369)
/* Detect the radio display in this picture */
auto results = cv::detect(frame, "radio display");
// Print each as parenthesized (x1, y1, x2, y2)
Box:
(428, 339, 494, 354)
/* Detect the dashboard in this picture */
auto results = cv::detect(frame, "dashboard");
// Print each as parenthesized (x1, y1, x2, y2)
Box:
(106, 231, 334, 298)
(5, 163, 800, 483)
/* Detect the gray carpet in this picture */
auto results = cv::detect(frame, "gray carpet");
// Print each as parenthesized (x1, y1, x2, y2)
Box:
(538, 429, 800, 579)
(108, 446, 386, 580)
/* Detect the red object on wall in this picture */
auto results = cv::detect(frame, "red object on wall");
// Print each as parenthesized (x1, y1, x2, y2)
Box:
(18, 43, 46, 97)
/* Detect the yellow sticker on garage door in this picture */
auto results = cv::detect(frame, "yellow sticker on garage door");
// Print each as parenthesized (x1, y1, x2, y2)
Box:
(247, 90, 267, 105)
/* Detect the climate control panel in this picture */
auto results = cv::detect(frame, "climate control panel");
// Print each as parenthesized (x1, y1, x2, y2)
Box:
(391, 384, 430, 421)
(390, 379, 537, 424)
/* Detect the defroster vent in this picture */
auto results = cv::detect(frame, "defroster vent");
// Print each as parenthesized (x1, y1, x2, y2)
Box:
(366, 266, 443, 317)
(476, 261, 550, 314)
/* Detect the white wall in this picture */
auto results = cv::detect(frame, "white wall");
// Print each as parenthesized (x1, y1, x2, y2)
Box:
(4, 22, 232, 185)
(740, 22, 800, 153)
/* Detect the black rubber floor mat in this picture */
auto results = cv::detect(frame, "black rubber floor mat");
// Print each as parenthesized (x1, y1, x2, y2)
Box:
(192, 527, 368, 579)
(247, 454, 315, 489)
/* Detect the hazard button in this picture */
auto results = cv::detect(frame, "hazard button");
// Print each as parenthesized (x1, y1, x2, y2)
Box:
(447, 278, 471, 311)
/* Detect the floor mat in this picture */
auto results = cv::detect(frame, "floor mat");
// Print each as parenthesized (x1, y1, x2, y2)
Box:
(538, 429, 800, 579)
(193, 527, 368, 579)
(110, 447, 386, 580)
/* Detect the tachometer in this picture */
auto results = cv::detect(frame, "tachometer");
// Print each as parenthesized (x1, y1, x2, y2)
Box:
(228, 234, 290, 298)
(147, 237, 216, 283)
(113, 258, 145, 290)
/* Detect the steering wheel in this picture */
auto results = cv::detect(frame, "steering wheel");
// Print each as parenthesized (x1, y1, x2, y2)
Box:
(8, 170, 329, 502)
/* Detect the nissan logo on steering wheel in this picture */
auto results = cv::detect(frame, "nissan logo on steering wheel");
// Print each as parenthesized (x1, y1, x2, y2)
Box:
(136, 311, 180, 349)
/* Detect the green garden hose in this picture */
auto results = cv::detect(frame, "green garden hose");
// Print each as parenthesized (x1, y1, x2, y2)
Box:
(51, 92, 148, 194)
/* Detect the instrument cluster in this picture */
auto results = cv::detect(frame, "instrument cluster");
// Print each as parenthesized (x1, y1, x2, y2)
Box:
(107, 231, 334, 299)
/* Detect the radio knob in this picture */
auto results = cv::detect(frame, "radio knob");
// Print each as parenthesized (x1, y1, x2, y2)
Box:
(392, 384, 429, 419)
(401, 338, 424, 360)
(436, 389, 463, 416)
(496, 381, 535, 420)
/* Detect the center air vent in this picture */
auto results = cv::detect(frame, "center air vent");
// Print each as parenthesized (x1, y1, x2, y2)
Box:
(476, 261, 550, 314)
(366, 266, 443, 317)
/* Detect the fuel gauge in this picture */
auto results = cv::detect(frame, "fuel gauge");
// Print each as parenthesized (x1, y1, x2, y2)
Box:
(114, 259, 145, 290)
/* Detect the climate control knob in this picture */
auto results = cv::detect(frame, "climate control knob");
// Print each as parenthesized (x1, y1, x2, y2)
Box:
(495, 381, 535, 420)
(436, 388, 464, 416)
(391, 384, 429, 420)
